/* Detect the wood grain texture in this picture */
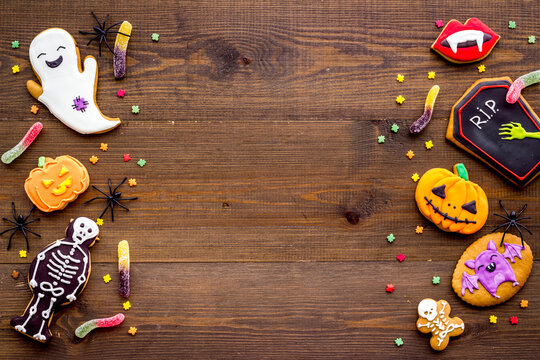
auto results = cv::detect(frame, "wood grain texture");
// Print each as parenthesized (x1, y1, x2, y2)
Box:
(0, 0, 539, 358)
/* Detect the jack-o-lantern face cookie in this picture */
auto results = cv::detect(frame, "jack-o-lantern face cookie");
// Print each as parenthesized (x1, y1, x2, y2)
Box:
(452, 233, 533, 307)
(416, 299, 464, 351)
(415, 163, 488, 234)
(24, 155, 89, 212)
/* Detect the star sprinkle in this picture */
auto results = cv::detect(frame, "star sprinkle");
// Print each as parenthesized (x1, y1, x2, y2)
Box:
(510, 316, 518, 325)
(128, 178, 137, 187)
(508, 21, 516, 29)
(391, 124, 399, 133)
(432, 276, 440, 285)
(520, 300, 528, 308)
(11, 40, 19, 48)
(528, 35, 536, 44)
(489, 315, 497, 324)
(386, 284, 395, 293)
(123, 154, 131, 162)
(100, 143, 108, 151)
(131, 105, 140, 114)
(11, 270, 20, 279)
(415, 226, 423, 234)
(123, 301, 132, 310)
(117, 89, 126, 98)
(406, 150, 414, 159)
(12, 65, 20, 74)
(387, 233, 395, 243)
(151, 33, 160, 42)
(411, 173, 420, 182)
(89, 155, 99, 164)
(19, 250, 27, 258)
(377, 135, 385, 144)
(396, 74, 404, 83)
(425, 140, 433, 150)
(396, 253, 405, 262)
(137, 158, 146, 167)
(435, 20, 444, 28)
(103, 274, 111, 283)
(30, 105, 39, 114)
(96, 218, 104, 226)
(395, 95, 405, 104)
(394, 338, 404, 347)
(478, 64, 486, 73)
(428, 71, 436, 79)
(128, 327, 138, 335)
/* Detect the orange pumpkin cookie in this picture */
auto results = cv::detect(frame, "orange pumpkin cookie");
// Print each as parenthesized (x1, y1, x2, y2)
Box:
(415, 163, 488, 234)
(24, 155, 89, 212)
(416, 299, 464, 351)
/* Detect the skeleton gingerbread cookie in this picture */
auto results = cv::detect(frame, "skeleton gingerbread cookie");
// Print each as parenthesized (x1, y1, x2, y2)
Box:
(11, 217, 99, 342)
(27, 28, 121, 134)
(416, 299, 464, 351)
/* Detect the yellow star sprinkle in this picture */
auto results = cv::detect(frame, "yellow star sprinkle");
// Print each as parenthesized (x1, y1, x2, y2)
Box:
(396, 95, 405, 104)
(411, 173, 420, 182)
(96, 218, 104, 226)
(103, 274, 111, 283)
(425, 140, 434, 150)
(396, 74, 404, 83)
(30, 105, 39, 114)
(128, 178, 137, 187)
(406, 150, 415, 159)
(100, 143, 108, 151)
(489, 315, 497, 324)
(123, 301, 131, 310)
(478, 64, 486, 73)
(19, 250, 27, 258)
(520, 299, 528, 308)
(415, 226, 424, 234)
(428, 71, 436, 79)
(12, 65, 20, 74)
(128, 326, 137, 335)
(89, 155, 99, 164)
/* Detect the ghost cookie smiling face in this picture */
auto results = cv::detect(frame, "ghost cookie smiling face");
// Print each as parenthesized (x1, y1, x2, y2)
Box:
(29, 28, 79, 80)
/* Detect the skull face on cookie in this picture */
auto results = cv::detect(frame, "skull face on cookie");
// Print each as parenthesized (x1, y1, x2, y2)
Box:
(416, 299, 464, 351)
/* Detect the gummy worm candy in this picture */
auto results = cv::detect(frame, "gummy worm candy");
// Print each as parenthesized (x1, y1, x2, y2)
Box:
(75, 313, 125, 338)
(410, 85, 440, 134)
(113, 21, 132, 79)
(118, 240, 130, 298)
(506, 70, 540, 104)
(1, 122, 43, 164)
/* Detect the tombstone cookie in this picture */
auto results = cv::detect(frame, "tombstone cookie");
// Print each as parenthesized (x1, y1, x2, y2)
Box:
(416, 299, 464, 351)
(447, 77, 540, 187)
(11, 217, 99, 342)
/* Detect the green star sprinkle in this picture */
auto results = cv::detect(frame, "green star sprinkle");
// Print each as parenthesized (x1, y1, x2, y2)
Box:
(378, 135, 385, 144)
(11, 40, 19, 49)
(394, 338, 404, 347)
(137, 159, 146, 167)
(508, 21, 516, 29)
(391, 124, 399, 133)
(528, 35, 536, 44)
(131, 105, 140, 114)
(432, 276, 441, 285)
(151, 33, 160, 42)
(387, 233, 395, 243)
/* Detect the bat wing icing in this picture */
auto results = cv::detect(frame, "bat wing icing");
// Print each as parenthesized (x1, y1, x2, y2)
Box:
(461, 272, 479, 296)
(503, 243, 524, 263)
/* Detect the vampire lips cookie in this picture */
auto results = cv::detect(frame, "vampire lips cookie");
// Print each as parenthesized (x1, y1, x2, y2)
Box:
(415, 163, 488, 234)
(432, 18, 500, 64)
(452, 233, 533, 307)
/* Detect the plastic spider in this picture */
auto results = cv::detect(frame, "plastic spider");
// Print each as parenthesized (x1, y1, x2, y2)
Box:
(79, 12, 130, 56)
(493, 200, 532, 247)
(85, 178, 138, 221)
(0, 202, 40, 250)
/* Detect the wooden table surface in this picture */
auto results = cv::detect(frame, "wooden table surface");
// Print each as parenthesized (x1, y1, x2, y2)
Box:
(1, 0, 539, 358)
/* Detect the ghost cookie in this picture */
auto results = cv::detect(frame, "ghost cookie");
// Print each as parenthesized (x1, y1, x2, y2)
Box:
(27, 28, 121, 134)
(416, 299, 464, 351)
(452, 233, 533, 307)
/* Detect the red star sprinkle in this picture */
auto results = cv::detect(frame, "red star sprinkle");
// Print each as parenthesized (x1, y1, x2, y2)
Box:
(435, 20, 444, 28)
(510, 316, 518, 325)
(117, 89, 126, 98)
(123, 154, 131, 162)
(386, 284, 395, 293)
(396, 253, 406, 262)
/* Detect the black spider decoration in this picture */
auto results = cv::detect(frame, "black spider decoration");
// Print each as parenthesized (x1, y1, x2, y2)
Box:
(85, 178, 138, 221)
(493, 200, 532, 247)
(0, 202, 40, 250)
(79, 12, 130, 56)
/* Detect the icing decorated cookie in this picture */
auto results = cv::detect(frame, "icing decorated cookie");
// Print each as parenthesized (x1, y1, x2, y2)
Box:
(27, 28, 121, 134)
(416, 299, 464, 351)
(11, 217, 99, 342)
(25, 155, 89, 212)
(447, 77, 540, 187)
(431, 18, 500, 64)
(452, 233, 533, 307)
(415, 163, 488, 234)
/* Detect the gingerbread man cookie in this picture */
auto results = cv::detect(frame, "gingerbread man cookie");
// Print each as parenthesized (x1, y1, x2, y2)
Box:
(28, 28, 121, 134)
(416, 299, 464, 351)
